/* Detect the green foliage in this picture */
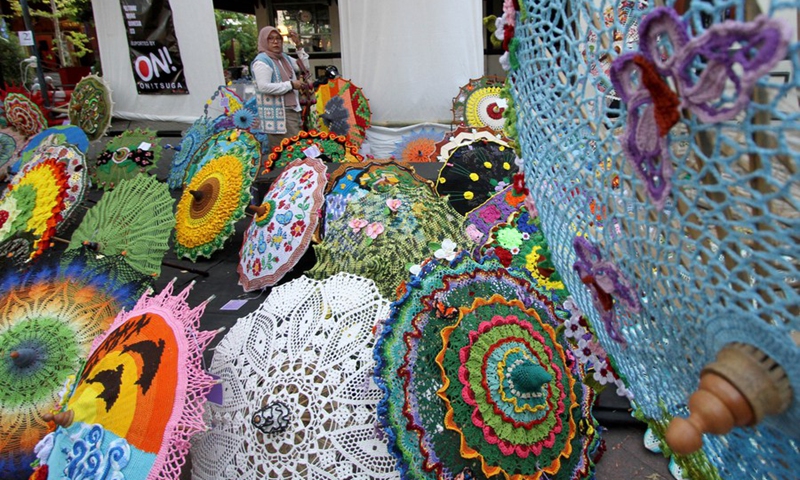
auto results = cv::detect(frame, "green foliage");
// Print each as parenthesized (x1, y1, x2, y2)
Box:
(0, 32, 25, 86)
(8, 0, 93, 67)
(215, 10, 258, 68)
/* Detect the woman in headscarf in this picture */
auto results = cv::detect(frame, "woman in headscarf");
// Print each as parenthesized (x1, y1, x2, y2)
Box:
(251, 27, 310, 151)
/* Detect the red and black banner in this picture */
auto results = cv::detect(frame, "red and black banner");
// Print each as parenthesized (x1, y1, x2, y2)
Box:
(120, 0, 189, 94)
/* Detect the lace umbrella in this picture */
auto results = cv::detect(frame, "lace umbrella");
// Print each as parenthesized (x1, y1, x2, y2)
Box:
(238, 157, 327, 291)
(64, 175, 175, 279)
(2, 92, 48, 138)
(265, 129, 363, 172)
(30, 280, 218, 480)
(375, 253, 602, 480)
(451, 76, 508, 134)
(68, 74, 113, 141)
(174, 130, 258, 261)
(0, 265, 131, 479)
(306, 78, 372, 148)
(190, 273, 397, 479)
(309, 184, 469, 298)
(93, 128, 162, 190)
(434, 127, 520, 215)
(14, 125, 89, 175)
(508, 1, 799, 477)
(167, 117, 214, 189)
(391, 127, 443, 163)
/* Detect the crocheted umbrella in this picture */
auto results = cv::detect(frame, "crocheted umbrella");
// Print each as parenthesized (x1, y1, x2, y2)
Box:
(14, 125, 89, 174)
(2, 92, 48, 137)
(309, 184, 469, 298)
(203, 85, 245, 120)
(391, 127, 442, 163)
(209, 98, 268, 155)
(68, 74, 113, 141)
(0, 128, 26, 178)
(375, 253, 602, 480)
(463, 184, 527, 246)
(306, 77, 371, 148)
(174, 130, 258, 261)
(0, 266, 130, 479)
(265, 129, 363, 172)
(452, 76, 508, 134)
(65, 175, 175, 279)
(190, 274, 397, 479)
(434, 128, 519, 215)
(183, 129, 261, 186)
(238, 157, 327, 291)
(30, 280, 218, 480)
(93, 128, 162, 190)
(508, 1, 799, 477)
(167, 117, 214, 189)
(0, 232, 36, 272)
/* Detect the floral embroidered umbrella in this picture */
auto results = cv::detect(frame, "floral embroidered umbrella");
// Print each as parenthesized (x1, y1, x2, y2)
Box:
(451, 76, 508, 134)
(93, 128, 162, 190)
(0, 266, 130, 479)
(391, 127, 443, 163)
(238, 157, 327, 291)
(434, 127, 519, 215)
(167, 117, 214, 189)
(174, 130, 258, 261)
(68, 74, 113, 141)
(15, 125, 89, 174)
(375, 253, 603, 480)
(2, 91, 48, 138)
(306, 78, 372, 148)
(190, 274, 397, 479)
(30, 280, 218, 480)
(265, 129, 363, 172)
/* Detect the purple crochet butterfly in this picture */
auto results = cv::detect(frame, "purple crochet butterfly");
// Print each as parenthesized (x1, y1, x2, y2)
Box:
(573, 236, 641, 346)
(609, 7, 791, 210)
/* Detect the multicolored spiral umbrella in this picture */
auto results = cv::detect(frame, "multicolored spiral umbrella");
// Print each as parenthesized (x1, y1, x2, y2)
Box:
(15, 125, 89, 174)
(174, 131, 258, 261)
(265, 129, 363, 172)
(392, 127, 443, 163)
(167, 117, 213, 189)
(375, 253, 602, 480)
(191, 274, 396, 479)
(68, 74, 113, 141)
(93, 128, 162, 190)
(238, 157, 327, 291)
(30, 281, 218, 480)
(306, 78, 371, 148)
(452, 76, 508, 134)
(3, 92, 48, 138)
(0, 266, 131, 479)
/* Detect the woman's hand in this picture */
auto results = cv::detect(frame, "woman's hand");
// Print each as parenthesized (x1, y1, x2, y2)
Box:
(287, 30, 301, 46)
(291, 79, 303, 90)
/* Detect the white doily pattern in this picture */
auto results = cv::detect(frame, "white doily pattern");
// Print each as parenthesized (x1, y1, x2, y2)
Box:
(191, 273, 399, 479)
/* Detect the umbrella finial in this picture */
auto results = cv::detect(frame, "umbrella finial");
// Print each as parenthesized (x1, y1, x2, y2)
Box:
(189, 189, 205, 202)
(10, 348, 38, 368)
(510, 359, 552, 394)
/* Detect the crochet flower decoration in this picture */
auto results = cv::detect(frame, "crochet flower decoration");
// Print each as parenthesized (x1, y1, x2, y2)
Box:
(433, 238, 458, 261)
(233, 109, 255, 129)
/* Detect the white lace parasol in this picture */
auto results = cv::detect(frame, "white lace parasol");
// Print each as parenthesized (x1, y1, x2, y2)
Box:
(191, 273, 399, 479)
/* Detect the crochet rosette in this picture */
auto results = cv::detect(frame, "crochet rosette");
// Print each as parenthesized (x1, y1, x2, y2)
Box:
(93, 128, 162, 190)
(391, 128, 443, 163)
(452, 76, 508, 134)
(3, 92, 47, 137)
(266, 129, 363, 171)
(68, 74, 113, 141)
(375, 253, 601, 480)
(306, 77, 372, 148)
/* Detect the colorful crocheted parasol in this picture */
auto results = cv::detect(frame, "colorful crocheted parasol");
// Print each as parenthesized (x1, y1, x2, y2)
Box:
(15, 125, 89, 174)
(68, 74, 113, 141)
(203, 85, 245, 120)
(0, 128, 26, 178)
(375, 253, 602, 480)
(434, 128, 519, 215)
(30, 280, 218, 480)
(65, 175, 175, 279)
(167, 117, 214, 189)
(306, 77, 372, 148)
(452, 76, 508, 134)
(463, 184, 527, 246)
(174, 131, 258, 261)
(209, 98, 268, 155)
(309, 184, 470, 298)
(93, 128, 162, 190)
(238, 157, 327, 291)
(0, 266, 130, 479)
(392, 127, 443, 163)
(183, 129, 260, 186)
(2, 91, 48, 138)
(190, 274, 396, 479)
(265, 129, 363, 172)
(0, 231, 36, 272)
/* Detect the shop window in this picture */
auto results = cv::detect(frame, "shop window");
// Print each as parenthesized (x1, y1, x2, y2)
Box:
(276, 5, 333, 53)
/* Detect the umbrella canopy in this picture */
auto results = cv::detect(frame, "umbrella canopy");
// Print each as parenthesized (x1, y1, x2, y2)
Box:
(68, 75, 113, 141)
(391, 127, 443, 163)
(203, 85, 245, 120)
(306, 78, 372, 148)
(238, 157, 327, 291)
(14, 125, 89, 174)
(0, 128, 27, 179)
(265, 129, 363, 172)
(174, 130, 258, 261)
(183, 129, 261, 186)
(463, 184, 527, 246)
(167, 117, 214, 189)
(2, 91, 48, 138)
(30, 280, 218, 480)
(375, 253, 602, 480)
(65, 175, 175, 279)
(93, 128, 162, 190)
(434, 128, 519, 215)
(0, 266, 131, 479)
(452, 76, 508, 134)
(190, 274, 397, 479)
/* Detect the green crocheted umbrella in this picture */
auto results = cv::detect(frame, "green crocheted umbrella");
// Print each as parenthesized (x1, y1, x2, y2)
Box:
(309, 184, 470, 298)
(93, 128, 162, 190)
(68, 74, 113, 141)
(65, 175, 175, 278)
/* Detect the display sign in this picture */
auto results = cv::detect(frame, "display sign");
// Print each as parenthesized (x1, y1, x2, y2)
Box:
(120, 0, 189, 94)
